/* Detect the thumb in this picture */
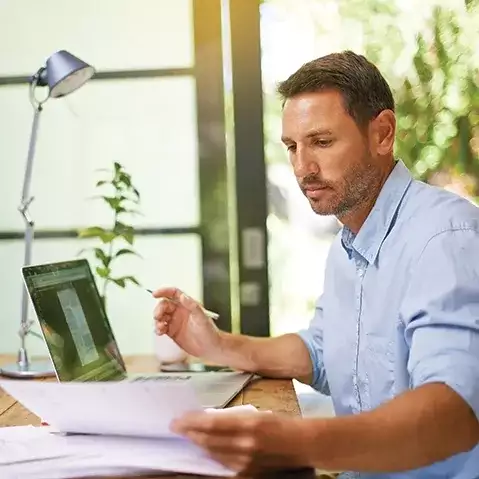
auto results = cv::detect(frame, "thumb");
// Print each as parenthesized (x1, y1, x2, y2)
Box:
(178, 291, 204, 314)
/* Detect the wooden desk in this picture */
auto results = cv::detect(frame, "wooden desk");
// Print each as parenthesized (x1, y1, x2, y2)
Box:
(0, 355, 335, 479)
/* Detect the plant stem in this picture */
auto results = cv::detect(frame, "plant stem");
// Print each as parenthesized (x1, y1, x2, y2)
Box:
(102, 205, 118, 304)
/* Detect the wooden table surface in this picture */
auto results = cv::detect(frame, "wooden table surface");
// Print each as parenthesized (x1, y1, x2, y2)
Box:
(0, 355, 336, 479)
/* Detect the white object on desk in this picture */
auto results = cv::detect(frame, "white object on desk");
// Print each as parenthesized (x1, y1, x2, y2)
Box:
(0, 425, 72, 466)
(0, 379, 201, 439)
(0, 379, 264, 478)
(154, 333, 188, 364)
(0, 425, 236, 478)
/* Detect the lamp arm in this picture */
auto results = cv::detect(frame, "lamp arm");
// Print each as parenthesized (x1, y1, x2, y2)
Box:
(18, 101, 43, 348)
(0, 51, 94, 379)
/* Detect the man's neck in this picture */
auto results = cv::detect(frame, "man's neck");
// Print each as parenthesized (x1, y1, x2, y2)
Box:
(339, 159, 396, 234)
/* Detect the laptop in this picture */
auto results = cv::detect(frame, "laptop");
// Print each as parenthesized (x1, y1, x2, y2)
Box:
(21, 259, 253, 409)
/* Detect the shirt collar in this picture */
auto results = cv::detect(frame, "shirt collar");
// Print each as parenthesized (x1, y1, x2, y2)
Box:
(341, 160, 412, 264)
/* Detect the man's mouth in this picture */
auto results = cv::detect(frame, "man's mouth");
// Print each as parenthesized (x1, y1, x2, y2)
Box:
(303, 185, 330, 199)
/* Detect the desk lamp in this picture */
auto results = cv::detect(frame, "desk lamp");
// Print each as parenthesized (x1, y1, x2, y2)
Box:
(0, 50, 95, 378)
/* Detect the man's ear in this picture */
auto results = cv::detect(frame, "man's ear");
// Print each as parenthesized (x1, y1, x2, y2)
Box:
(370, 110, 396, 156)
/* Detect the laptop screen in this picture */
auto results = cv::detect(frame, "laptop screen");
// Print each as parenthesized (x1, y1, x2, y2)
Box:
(22, 259, 126, 382)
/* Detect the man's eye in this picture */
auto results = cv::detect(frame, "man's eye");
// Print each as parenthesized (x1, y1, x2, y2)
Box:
(314, 139, 332, 147)
(286, 145, 296, 152)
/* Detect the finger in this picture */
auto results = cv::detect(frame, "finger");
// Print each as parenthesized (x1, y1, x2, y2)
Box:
(177, 291, 205, 314)
(186, 431, 257, 455)
(153, 289, 203, 316)
(171, 412, 254, 435)
(151, 287, 182, 300)
(210, 451, 292, 474)
(184, 431, 234, 451)
(153, 298, 177, 320)
(207, 452, 256, 474)
(155, 321, 169, 335)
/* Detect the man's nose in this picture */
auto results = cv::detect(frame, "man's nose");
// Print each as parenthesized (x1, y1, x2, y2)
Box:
(293, 148, 320, 178)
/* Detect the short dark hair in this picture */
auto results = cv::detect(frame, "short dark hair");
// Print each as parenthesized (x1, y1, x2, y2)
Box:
(277, 51, 395, 126)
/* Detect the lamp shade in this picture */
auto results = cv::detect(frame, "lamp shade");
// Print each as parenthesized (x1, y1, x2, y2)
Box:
(37, 50, 95, 98)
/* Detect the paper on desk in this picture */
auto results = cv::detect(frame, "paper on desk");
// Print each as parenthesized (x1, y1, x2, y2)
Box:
(0, 379, 201, 439)
(0, 426, 236, 479)
(0, 426, 75, 466)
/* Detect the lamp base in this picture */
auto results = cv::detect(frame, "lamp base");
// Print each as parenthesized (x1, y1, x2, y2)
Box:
(0, 359, 55, 379)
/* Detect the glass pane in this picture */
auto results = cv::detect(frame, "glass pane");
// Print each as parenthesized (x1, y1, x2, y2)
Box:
(0, 234, 202, 356)
(260, 2, 341, 337)
(0, 77, 199, 230)
(0, 0, 193, 75)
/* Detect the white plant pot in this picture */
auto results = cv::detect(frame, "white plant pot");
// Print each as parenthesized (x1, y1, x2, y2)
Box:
(154, 334, 188, 365)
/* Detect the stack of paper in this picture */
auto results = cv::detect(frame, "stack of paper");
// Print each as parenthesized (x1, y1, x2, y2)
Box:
(0, 425, 236, 478)
(0, 379, 201, 438)
(0, 379, 241, 478)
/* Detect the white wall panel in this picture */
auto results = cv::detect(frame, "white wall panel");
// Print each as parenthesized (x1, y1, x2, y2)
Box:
(0, 77, 199, 230)
(0, 0, 194, 74)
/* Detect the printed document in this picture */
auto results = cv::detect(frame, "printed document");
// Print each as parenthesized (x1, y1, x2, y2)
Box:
(0, 379, 200, 438)
(0, 425, 236, 478)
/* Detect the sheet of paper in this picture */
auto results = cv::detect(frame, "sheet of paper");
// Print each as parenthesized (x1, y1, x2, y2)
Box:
(206, 404, 260, 413)
(0, 426, 77, 466)
(0, 426, 235, 479)
(0, 379, 201, 438)
(60, 430, 236, 477)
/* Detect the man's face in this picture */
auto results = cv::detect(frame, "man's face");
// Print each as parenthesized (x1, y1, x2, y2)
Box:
(281, 90, 381, 218)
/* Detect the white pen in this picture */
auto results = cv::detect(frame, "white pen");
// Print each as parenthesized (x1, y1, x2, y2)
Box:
(146, 289, 219, 320)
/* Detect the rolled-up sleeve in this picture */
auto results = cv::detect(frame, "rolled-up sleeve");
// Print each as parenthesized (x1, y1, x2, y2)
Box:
(400, 228, 479, 418)
(296, 295, 330, 395)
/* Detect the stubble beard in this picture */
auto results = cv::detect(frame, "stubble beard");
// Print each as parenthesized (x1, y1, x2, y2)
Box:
(308, 160, 382, 219)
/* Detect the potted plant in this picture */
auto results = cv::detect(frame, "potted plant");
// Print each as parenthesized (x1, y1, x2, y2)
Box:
(77, 162, 141, 307)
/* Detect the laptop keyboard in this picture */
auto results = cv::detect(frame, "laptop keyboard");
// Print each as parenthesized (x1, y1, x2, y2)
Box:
(132, 375, 192, 382)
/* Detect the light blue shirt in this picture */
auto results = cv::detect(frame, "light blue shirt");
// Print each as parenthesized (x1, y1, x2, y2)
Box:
(298, 161, 479, 478)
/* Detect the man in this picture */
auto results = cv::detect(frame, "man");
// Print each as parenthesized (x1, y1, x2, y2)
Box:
(153, 51, 479, 478)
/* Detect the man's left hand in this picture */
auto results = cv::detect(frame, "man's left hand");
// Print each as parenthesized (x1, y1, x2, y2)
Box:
(170, 411, 313, 473)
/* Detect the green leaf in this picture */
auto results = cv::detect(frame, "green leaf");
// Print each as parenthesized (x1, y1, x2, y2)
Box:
(119, 172, 132, 188)
(78, 226, 108, 239)
(465, 0, 477, 13)
(111, 277, 126, 288)
(114, 222, 135, 245)
(114, 221, 128, 234)
(114, 248, 141, 259)
(102, 196, 126, 211)
(94, 248, 111, 267)
(413, 38, 433, 86)
(124, 276, 140, 286)
(96, 180, 108, 187)
(114, 162, 122, 173)
(123, 231, 134, 245)
(111, 276, 140, 288)
(96, 266, 111, 278)
(100, 231, 117, 243)
(81, 226, 116, 244)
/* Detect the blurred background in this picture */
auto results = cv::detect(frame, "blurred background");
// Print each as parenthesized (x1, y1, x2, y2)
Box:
(0, 0, 478, 410)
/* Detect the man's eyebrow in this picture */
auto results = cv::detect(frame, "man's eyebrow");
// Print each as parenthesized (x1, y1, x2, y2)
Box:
(281, 129, 333, 144)
(306, 128, 333, 138)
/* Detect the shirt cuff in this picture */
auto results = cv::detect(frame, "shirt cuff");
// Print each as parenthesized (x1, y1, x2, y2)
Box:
(410, 351, 479, 419)
(296, 329, 323, 392)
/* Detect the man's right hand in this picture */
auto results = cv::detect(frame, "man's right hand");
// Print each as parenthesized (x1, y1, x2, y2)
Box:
(153, 287, 314, 382)
(152, 287, 223, 360)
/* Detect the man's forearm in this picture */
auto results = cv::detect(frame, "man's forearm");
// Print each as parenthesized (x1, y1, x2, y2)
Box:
(210, 331, 313, 382)
(304, 383, 479, 473)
